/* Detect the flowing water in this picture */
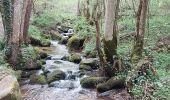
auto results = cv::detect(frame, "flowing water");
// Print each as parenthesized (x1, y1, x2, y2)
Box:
(21, 41, 100, 100)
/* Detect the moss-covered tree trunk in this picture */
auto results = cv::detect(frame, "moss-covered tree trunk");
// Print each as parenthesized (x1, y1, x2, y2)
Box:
(131, 0, 148, 65)
(104, 0, 120, 64)
(1, 0, 23, 68)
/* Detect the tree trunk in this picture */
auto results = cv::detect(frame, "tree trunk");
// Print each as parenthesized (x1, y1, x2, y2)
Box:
(95, 0, 106, 76)
(83, 0, 90, 20)
(131, 0, 148, 65)
(77, 0, 81, 16)
(20, 0, 33, 44)
(104, 0, 120, 64)
(1, 0, 18, 68)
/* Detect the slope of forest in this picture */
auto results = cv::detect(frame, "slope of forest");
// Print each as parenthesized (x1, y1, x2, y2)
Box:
(0, 0, 170, 100)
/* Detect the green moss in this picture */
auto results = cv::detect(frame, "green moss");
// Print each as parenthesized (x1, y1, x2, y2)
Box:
(67, 35, 81, 51)
(19, 46, 38, 69)
(47, 70, 65, 83)
(69, 53, 81, 63)
(28, 25, 51, 46)
(30, 74, 47, 85)
(80, 77, 108, 88)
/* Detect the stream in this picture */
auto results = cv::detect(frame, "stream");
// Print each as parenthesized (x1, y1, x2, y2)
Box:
(21, 41, 102, 100)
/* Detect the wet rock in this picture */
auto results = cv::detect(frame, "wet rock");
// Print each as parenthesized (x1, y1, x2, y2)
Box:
(39, 52, 48, 59)
(51, 30, 62, 40)
(80, 77, 109, 89)
(21, 70, 37, 78)
(30, 74, 47, 85)
(47, 70, 66, 83)
(59, 36, 69, 44)
(69, 53, 81, 64)
(30, 37, 51, 47)
(80, 58, 99, 70)
(79, 64, 92, 71)
(40, 40, 51, 47)
(46, 56, 52, 60)
(67, 35, 85, 51)
(61, 55, 69, 61)
(54, 60, 63, 64)
(0, 75, 21, 100)
(48, 81, 60, 87)
(97, 77, 125, 93)
(67, 75, 76, 80)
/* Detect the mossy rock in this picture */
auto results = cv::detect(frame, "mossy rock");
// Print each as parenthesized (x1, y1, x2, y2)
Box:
(79, 64, 92, 71)
(51, 31, 63, 40)
(39, 52, 48, 59)
(80, 58, 99, 70)
(97, 77, 125, 93)
(69, 53, 81, 64)
(67, 35, 84, 51)
(30, 74, 47, 85)
(80, 77, 108, 89)
(47, 70, 65, 83)
(0, 75, 21, 100)
(40, 40, 51, 47)
(59, 36, 69, 44)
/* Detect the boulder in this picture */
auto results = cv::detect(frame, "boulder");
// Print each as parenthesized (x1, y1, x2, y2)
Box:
(69, 53, 81, 64)
(40, 40, 51, 47)
(67, 35, 84, 51)
(80, 77, 108, 89)
(39, 52, 48, 59)
(22, 60, 42, 70)
(59, 36, 69, 44)
(21, 70, 37, 78)
(97, 77, 125, 93)
(30, 74, 47, 85)
(0, 75, 21, 100)
(47, 70, 65, 83)
(79, 64, 92, 71)
(51, 30, 62, 40)
(80, 58, 99, 69)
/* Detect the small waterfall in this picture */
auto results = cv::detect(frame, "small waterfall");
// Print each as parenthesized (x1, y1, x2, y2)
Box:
(21, 41, 97, 100)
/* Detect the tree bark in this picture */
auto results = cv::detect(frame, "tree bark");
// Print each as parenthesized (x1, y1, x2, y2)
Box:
(104, 0, 120, 64)
(77, 0, 81, 16)
(82, 0, 90, 20)
(131, 0, 148, 65)
(20, 0, 33, 44)
(95, 0, 106, 76)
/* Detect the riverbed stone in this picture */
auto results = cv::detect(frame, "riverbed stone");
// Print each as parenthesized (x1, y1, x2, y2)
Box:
(67, 35, 84, 51)
(47, 70, 66, 83)
(39, 52, 48, 59)
(69, 53, 81, 64)
(97, 77, 125, 93)
(80, 77, 108, 89)
(79, 64, 92, 71)
(0, 75, 21, 100)
(30, 74, 47, 85)
(51, 30, 63, 40)
(80, 58, 99, 69)
(59, 36, 69, 44)
(54, 60, 63, 64)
